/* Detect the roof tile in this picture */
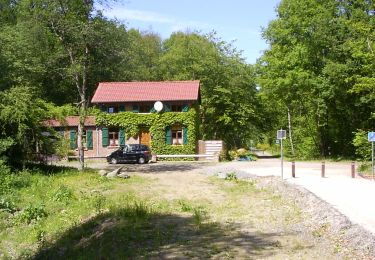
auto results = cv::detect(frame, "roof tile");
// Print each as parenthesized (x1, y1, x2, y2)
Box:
(91, 81, 200, 103)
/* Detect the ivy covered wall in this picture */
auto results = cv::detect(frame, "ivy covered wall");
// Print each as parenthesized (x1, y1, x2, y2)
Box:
(95, 106, 199, 155)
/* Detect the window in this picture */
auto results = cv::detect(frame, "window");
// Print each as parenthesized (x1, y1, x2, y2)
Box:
(69, 129, 93, 150)
(139, 105, 151, 113)
(172, 128, 183, 145)
(171, 105, 182, 112)
(108, 107, 117, 113)
(166, 125, 187, 145)
(109, 128, 119, 146)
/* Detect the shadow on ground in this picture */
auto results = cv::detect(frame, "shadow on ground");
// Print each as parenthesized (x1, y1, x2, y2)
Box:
(32, 207, 288, 259)
(103, 162, 213, 174)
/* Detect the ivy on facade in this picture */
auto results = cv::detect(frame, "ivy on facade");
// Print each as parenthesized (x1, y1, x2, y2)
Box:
(95, 107, 199, 155)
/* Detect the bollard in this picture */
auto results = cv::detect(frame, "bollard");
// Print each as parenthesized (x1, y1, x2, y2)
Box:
(351, 161, 355, 178)
(321, 161, 325, 178)
(292, 161, 295, 178)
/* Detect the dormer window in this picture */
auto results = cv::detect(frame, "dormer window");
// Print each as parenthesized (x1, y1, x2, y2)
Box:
(139, 105, 151, 113)
(171, 105, 182, 112)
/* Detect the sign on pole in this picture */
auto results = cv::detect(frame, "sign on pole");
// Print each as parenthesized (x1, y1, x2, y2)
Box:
(277, 130, 287, 140)
(368, 132, 375, 142)
(277, 129, 286, 180)
(369, 132, 375, 179)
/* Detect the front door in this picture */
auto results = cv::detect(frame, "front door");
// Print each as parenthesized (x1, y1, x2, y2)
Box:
(139, 129, 150, 147)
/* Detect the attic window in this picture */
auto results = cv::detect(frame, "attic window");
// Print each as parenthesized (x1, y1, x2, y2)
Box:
(139, 105, 151, 113)
(171, 105, 182, 112)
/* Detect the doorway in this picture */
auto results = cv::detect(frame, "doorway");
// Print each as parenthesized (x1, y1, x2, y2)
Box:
(139, 128, 150, 147)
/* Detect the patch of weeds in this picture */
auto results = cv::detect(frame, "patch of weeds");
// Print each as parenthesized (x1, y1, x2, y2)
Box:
(225, 172, 238, 181)
(334, 243, 342, 253)
(51, 185, 74, 203)
(92, 191, 106, 214)
(0, 198, 18, 214)
(312, 223, 329, 238)
(35, 228, 47, 246)
(15, 204, 47, 224)
(178, 199, 194, 212)
(193, 207, 208, 229)
(111, 201, 152, 222)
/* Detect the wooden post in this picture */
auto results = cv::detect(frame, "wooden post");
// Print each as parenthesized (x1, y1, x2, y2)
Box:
(321, 161, 325, 178)
(351, 161, 355, 178)
(292, 161, 295, 178)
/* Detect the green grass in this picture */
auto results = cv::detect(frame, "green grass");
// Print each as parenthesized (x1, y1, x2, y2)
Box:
(0, 164, 349, 259)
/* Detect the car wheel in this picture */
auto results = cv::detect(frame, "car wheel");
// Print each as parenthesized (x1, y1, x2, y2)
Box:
(111, 158, 118, 164)
(138, 157, 146, 164)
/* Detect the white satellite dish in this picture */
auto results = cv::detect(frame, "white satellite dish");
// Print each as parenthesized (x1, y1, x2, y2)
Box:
(154, 101, 163, 112)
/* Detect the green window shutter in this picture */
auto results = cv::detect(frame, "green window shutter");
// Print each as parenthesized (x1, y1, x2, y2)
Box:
(164, 104, 171, 112)
(70, 130, 77, 149)
(182, 104, 189, 112)
(86, 130, 93, 150)
(165, 126, 172, 145)
(119, 128, 126, 146)
(183, 127, 188, 145)
(150, 106, 156, 113)
(119, 105, 125, 112)
(102, 127, 109, 147)
(132, 105, 139, 113)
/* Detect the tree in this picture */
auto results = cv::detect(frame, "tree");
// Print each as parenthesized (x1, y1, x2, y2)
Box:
(258, 0, 375, 159)
(0, 86, 49, 164)
(23, 0, 112, 170)
(158, 31, 261, 148)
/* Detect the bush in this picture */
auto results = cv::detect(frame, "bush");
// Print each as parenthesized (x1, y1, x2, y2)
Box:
(52, 185, 74, 203)
(225, 172, 238, 181)
(353, 130, 371, 161)
(0, 198, 18, 214)
(16, 204, 47, 224)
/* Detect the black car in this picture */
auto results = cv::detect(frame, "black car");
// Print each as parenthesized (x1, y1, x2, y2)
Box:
(106, 144, 152, 164)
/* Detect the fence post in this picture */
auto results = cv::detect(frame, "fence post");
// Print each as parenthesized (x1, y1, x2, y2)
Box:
(351, 161, 355, 178)
(321, 161, 325, 178)
(292, 161, 295, 178)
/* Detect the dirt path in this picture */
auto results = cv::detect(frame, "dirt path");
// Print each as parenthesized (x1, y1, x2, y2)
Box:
(129, 169, 374, 259)
(56, 160, 375, 258)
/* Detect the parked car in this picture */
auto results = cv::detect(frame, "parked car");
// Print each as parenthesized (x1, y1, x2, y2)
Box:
(106, 144, 152, 164)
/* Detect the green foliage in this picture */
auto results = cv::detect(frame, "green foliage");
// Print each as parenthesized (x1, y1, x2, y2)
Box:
(178, 199, 194, 212)
(96, 107, 199, 155)
(353, 130, 371, 161)
(16, 204, 47, 224)
(0, 86, 50, 162)
(258, 0, 375, 159)
(0, 198, 18, 214)
(225, 172, 238, 181)
(51, 185, 74, 203)
(158, 31, 261, 149)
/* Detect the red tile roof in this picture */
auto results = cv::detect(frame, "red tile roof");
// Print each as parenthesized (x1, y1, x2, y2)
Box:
(91, 81, 200, 103)
(44, 116, 96, 127)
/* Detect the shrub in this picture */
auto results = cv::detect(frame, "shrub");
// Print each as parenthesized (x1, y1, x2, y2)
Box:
(225, 172, 238, 181)
(52, 185, 74, 203)
(0, 198, 18, 214)
(353, 130, 371, 161)
(16, 204, 47, 224)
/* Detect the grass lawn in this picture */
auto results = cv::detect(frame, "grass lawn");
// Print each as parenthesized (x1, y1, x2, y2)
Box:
(0, 164, 363, 259)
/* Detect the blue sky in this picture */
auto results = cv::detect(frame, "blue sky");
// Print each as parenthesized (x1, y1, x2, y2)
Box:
(101, 0, 280, 64)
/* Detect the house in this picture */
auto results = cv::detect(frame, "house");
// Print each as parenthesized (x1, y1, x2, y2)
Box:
(47, 80, 201, 158)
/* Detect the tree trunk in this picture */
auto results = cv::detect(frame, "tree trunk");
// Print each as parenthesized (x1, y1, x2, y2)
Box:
(287, 107, 295, 157)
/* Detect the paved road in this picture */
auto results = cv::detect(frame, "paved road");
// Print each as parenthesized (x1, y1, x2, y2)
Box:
(227, 159, 375, 236)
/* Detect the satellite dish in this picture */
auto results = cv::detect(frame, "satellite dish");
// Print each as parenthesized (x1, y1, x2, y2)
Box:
(154, 101, 163, 112)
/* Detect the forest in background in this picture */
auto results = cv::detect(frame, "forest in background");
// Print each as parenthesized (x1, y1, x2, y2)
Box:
(0, 0, 375, 165)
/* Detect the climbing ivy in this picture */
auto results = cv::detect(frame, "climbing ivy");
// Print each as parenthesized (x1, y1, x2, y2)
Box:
(95, 107, 199, 155)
